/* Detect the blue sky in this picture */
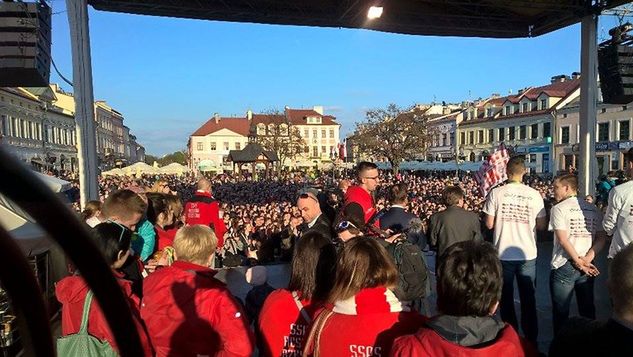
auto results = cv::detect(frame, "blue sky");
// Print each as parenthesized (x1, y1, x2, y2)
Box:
(47, 1, 622, 155)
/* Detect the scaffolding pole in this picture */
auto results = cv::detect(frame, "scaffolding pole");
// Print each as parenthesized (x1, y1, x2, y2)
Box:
(579, 14, 598, 197)
(66, 0, 98, 208)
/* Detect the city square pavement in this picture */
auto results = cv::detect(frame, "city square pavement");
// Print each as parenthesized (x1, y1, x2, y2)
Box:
(220, 240, 613, 355)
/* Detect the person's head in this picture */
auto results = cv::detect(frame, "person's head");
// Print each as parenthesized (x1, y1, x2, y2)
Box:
(388, 183, 408, 205)
(81, 200, 102, 222)
(101, 189, 147, 230)
(338, 179, 351, 193)
(506, 156, 527, 180)
(296, 189, 322, 224)
(164, 194, 183, 223)
(553, 174, 578, 202)
(173, 225, 217, 266)
(93, 222, 132, 269)
(335, 220, 362, 242)
(608, 244, 633, 320)
(328, 236, 398, 303)
(442, 186, 465, 207)
(197, 178, 212, 193)
(288, 231, 337, 302)
(146, 193, 174, 228)
(356, 161, 380, 192)
(625, 148, 633, 176)
(585, 194, 594, 204)
(437, 240, 502, 316)
(152, 180, 171, 194)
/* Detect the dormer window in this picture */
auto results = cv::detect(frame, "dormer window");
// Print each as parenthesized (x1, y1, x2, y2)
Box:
(268, 124, 276, 135)
(522, 102, 529, 113)
(486, 107, 493, 117)
(505, 105, 511, 116)
(307, 116, 322, 124)
(257, 123, 266, 135)
(279, 124, 288, 136)
(540, 98, 548, 110)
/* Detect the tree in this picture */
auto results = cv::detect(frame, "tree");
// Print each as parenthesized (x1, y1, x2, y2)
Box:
(254, 109, 307, 171)
(144, 150, 187, 166)
(353, 103, 434, 174)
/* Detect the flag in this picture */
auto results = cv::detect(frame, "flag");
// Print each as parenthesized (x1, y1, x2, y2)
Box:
(474, 143, 509, 196)
(339, 140, 347, 160)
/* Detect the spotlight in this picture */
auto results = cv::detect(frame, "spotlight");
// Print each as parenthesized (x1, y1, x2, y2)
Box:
(367, 6, 383, 20)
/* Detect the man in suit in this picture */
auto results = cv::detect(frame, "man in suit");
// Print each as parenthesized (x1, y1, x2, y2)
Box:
(296, 188, 333, 242)
(380, 182, 424, 246)
(429, 186, 482, 262)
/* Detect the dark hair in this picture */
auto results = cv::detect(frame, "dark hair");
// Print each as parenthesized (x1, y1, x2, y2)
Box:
(437, 240, 502, 316)
(288, 231, 337, 302)
(93, 222, 132, 265)
(81, 200, 102, 222)
(555, 174, 578, 191)
(328, 236, 398, 302)
(335, 202, 365, 234)
(388, 183, 408, 204)
(356, 161, 378, 179)
(506, 156, 526, 176)
(609, 244, 633, 316)
(146, 192, 171, 225)
(442, 186, 464, 206)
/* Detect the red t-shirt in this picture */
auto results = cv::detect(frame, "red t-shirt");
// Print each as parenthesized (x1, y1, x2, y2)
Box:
(345, 185, 378, 225)
(258, 289, 325, 357)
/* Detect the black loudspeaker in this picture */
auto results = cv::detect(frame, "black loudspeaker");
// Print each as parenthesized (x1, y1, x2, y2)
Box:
(598, 24, 633, 104)
(0, 1, 51, 87)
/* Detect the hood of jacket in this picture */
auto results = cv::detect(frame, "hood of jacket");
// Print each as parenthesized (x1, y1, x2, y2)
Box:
(426, 315, 506, 347)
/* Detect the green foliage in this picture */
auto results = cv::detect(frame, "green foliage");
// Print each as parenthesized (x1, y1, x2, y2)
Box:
(144, 151, 187, 166)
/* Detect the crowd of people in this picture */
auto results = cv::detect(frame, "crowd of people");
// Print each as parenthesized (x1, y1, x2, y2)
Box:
(49, 152, 633, 356)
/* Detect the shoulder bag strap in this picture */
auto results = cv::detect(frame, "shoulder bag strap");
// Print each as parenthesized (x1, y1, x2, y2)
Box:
(303, 309, 334, 357)
(79, 290, 94, 334)
(291, 291, 311, 324)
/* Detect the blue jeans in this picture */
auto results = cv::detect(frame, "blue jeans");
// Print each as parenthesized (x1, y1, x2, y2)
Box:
(500, 259, 538, 343)
(549, 261, 595, 334)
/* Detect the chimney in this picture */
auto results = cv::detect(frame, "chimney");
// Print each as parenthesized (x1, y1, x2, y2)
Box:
(571, 72, 581, 80)
(551, 74, 571, 83)
(213, 113, 220, 124)
(313, 105, 324, 115)
(246, 109, 253, 121)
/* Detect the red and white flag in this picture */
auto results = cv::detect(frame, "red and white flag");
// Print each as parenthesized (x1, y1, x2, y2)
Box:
(474, 143, 509, 196)
(339, 140, 347, 160)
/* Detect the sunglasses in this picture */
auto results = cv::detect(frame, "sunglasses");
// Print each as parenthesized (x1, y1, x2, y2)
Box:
(335, 220, 357, 233)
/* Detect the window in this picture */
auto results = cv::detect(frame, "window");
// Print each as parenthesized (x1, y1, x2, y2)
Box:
(223, 142, 229, 150)
(268, 124, 276, 135)
(449, 132, 454, 145)
(540, 99, 547, 109)
(508, 127, 516, 141)
(235, 142, 241, 150)
(321, 145, 326, 154)
(598, 123, 610, 142)
(460, 132, 465, 145)
(469, 131, 474, 145)
(304, 129, 309, 137)
(522, 102, 528, 112)
(488, 129, 495, 143)
(478, 130, 484, 143)
(329, 129, 334, 138)
(312, 129, 317, 138)
(312, 146, 318, 157)
(532, 103, 538, 111)
(519, 125, 526, 140)
(601, 108, 607, 114)
(561, 126, 570, 144)
(210, 142, 217, 150)
(498, 127, 505, 141)
(530, 124, 538, 139)
(620, 120, 630, 141)
(505, 106, 511, 115)
(257, 124, 266, 135)
(196, 142, 203, 151)
(486, 108, 493, 117)
(529, 154, 537, 163)
(543, 122, 551, 138)
(330, 146, 334, 156)
(279, 124, 288, 136)
(321, 129, 326, 138)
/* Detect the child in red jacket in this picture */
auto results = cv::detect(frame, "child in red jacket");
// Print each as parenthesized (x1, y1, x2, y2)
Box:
(141, 225, 255, 357)
(56, 222, 153, 356)
(391, 240, 536, 357)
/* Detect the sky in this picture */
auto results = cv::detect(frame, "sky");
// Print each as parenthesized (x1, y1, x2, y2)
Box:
(47, 1, 624, 156)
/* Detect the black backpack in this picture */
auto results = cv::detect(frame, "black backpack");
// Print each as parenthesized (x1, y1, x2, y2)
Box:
(385, 238, 429, 302)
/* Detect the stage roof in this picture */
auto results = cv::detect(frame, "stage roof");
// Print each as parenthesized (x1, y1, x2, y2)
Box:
(88, 0, 629, 39)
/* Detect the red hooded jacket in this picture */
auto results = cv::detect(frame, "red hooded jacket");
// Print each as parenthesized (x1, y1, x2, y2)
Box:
(345, 185, 378, 225)
(390, 320, 533, 357)
(55, 273, 153, 357)
(184, 191, 226, 247)
(307, 287, 425, 357)
(141, 260, 255, 357)
(257, 289, 326, 357)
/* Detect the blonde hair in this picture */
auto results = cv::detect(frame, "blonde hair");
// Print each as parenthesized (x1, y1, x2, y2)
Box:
(173, 225, 217, 265)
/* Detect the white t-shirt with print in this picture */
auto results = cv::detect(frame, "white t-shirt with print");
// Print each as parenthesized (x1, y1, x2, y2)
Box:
(483, 183, 546, 261)
(550, 197, 603, 269)
(603, 180, 633, 258)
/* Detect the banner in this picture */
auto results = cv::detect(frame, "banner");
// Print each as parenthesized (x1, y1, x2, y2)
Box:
(338, 140, 347, 160)
(474, 143, 509, 196)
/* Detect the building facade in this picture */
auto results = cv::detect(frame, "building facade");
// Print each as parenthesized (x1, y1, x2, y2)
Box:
(188, 106, 340, 171)
(458, 75, 580, 173)
(0, 87, 78, 172)
(427, 108, 464, 162)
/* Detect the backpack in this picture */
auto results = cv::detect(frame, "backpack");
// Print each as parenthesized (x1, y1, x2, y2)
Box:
(56, 291, 118, 357)
(385, 239, 429, 301)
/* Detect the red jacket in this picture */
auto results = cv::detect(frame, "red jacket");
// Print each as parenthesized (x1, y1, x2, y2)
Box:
(257, 289, 325, 357)
(155, 225, 177, 251)
(345, 185, 378, 225)
(141, 260, 255, 357)
(55, 272, 153, 357)
(308, 287, 425, 357)
(390, 323, 531, 357)
(184, 191, 226, 247)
